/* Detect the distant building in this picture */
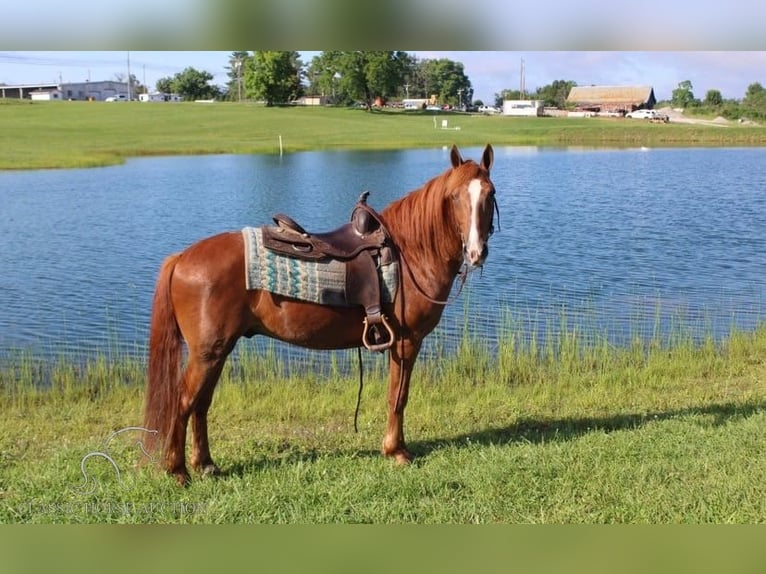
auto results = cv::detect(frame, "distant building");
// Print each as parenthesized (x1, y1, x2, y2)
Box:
(1, 83, 58, 99)
(1, 80, 130, 101)
(61, 81, 129, 101)
(139, 92, 182, 102)
(293, 95, 330, 106)
(566, 85, 657, 114)
(30, 89, 63, 101)
(502, 99, 544, 116)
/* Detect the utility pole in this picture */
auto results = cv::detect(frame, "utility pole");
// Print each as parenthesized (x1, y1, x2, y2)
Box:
(236, 58, 242, 102)
(520, 57, 525, 99)
(127, 51, 132, 101)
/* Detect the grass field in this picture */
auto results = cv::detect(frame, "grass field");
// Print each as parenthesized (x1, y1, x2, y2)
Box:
(2, 99, 766, 170)
(2, 99, 765, 524)
(2, 324, 765, 524)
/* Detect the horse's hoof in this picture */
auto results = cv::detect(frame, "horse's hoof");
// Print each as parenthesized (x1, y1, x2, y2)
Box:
(200, 464, 221, 477)
(172, 471, 192, 487)
(383, 446, 413, 465)
(393, 450, 413, 465)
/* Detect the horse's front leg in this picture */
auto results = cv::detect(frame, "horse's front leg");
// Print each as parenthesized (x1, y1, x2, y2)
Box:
(382, 337, 421, 464)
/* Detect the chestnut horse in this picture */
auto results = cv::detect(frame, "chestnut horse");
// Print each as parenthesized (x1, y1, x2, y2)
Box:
(144, 144, 497, 485)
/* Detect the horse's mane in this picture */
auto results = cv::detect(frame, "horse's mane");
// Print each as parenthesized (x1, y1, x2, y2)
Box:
(382, 162, 475, 265)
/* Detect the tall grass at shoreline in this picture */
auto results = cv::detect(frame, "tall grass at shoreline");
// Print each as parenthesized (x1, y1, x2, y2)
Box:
(3, 301, 761, 397)
(2, 312, 765, 523)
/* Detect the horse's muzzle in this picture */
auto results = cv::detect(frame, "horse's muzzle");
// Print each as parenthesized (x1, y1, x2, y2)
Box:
(464, 243, 489, 267)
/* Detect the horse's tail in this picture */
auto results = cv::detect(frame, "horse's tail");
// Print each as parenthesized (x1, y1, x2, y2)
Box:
(144, 252, 183, 458)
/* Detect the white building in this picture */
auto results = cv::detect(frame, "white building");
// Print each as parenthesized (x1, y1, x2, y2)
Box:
(502, 99, 544, 117)
(60, 81, 129, 101)
(30, 90, 63, 101)
(139, 92, 182, 102)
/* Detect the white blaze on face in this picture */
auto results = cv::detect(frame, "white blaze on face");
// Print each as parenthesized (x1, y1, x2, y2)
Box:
(465, 178, 484, 265)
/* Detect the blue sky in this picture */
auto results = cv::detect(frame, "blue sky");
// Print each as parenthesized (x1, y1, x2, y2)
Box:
(1, 51, 764, 103)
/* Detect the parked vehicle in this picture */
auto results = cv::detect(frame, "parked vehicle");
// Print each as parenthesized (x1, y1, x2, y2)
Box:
(478, 105, 500, 114)
(105, 94, 128, 102)
(626, 109, 669, 122)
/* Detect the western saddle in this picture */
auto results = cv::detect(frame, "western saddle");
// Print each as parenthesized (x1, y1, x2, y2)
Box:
(261, 192, 397, 352)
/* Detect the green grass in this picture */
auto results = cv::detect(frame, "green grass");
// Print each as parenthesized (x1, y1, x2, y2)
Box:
(2, 323, 765, 523)
(2, 100, 765, 170)
(2, 99, 765, 523)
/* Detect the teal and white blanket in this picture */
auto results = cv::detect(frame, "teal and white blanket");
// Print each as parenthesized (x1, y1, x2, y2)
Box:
(242, 226, 398, 306)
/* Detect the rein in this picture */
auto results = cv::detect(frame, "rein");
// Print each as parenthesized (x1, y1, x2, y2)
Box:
(398, 250, 469, 306)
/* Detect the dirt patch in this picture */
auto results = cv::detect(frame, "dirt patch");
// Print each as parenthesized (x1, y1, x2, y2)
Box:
(657, 106, 727, 126)
(657, 107, 759, 127)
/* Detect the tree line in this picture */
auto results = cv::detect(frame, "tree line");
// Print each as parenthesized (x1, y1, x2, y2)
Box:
(154, 51, 474, 109)
(669, 80, 766, 120)
(153, 52, 766, 120)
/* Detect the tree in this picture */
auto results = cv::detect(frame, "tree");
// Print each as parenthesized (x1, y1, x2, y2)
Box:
(305, 52, 342, 102)
(304, 51, 476, 109)
(170, 67, 219, 101)
(364, 51, 408, 105)
(496, 89, 524, 104)
(671, 80, 697, 108)
(244, 51, 303, 106)
(744, 81, 765, 99)
(703, 89, 723, 107)
(416, 58, 473, 108)
(535, 79, 577, 108)
(398, 56, 473, 107)
(155, 76, 174, 95)
(742, 82, 766, 119)
(312, 51, 408, 108)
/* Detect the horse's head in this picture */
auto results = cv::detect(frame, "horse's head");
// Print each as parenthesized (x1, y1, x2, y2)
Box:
(447, 144, 497, 268)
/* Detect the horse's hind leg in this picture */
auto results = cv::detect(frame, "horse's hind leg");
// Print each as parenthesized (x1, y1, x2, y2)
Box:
(167, 345, 230, 485)
(189, 361, 226, 476)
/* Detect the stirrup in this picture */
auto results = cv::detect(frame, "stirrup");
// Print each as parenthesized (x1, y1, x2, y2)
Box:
(362, 314, 395, 352)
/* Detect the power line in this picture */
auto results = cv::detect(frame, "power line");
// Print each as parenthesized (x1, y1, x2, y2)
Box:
(0, 52, 125, 68)
(0, 52, 192, 75)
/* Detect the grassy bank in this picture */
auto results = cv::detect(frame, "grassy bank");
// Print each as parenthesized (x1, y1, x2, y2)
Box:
(2, 100, 765, 170)
(2, 324, 765, 523)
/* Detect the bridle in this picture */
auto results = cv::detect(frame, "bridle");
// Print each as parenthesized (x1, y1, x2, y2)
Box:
(406, 184, 500, 306)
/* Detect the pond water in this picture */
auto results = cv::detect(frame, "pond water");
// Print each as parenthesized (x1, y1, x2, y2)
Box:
(1, 146, 765, 366)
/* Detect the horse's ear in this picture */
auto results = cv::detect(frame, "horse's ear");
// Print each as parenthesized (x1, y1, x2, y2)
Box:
(481, 144, 494, 172)
(450, 145, 464, 168)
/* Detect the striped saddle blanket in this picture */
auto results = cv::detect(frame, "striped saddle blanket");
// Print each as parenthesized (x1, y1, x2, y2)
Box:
(241, 226, 398, 306)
